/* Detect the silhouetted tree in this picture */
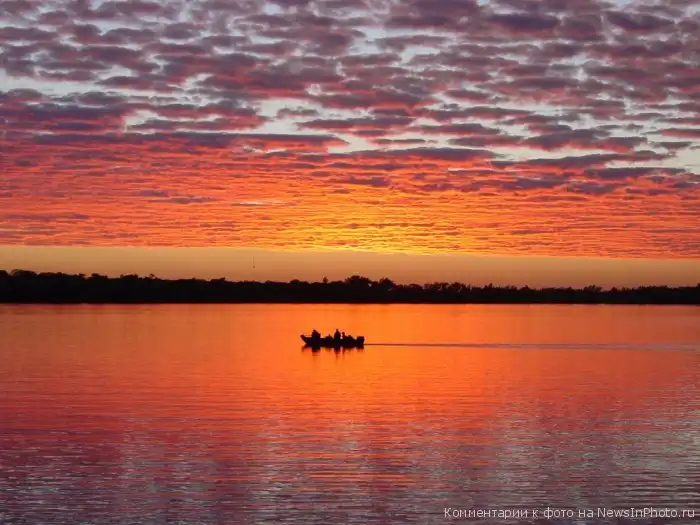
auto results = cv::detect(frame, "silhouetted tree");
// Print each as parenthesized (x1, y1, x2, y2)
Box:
(0, 269, 698, 305)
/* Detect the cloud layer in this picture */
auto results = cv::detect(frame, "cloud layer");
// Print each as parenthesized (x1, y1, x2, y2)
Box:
(1, 0, 699, 256)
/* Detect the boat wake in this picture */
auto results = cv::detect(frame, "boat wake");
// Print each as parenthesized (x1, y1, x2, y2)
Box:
(365, 342, 700, 352)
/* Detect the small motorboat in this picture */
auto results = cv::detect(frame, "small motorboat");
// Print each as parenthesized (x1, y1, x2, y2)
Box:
(301, 334, 365, 349)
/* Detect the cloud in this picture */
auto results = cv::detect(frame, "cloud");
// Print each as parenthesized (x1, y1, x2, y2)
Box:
(0, 0, 698, 257)
(659, 128, 700, 139)
(163, 196, 219, 205)
(490, 12, 560, 33)
(299, 115, 413, 135)
(334, 175, 392, 188)
(522, 129, 646, 153)
(605, 11, 674, 33)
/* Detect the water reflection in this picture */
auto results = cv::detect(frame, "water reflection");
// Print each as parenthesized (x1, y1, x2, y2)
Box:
(0, 305, 698, 524)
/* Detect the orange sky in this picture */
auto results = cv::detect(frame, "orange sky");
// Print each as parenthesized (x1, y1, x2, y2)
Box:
(2, 246, 699, 287)
(1, 0, 700, 285)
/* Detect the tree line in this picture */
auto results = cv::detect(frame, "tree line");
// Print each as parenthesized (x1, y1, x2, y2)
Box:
(1, 270, 699, 304)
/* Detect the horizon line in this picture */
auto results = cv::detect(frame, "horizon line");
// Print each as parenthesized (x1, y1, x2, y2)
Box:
(3, 269, 699, 291)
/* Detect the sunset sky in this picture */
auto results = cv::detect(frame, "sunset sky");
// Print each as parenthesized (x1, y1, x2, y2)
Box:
(1, 0, 699, 285)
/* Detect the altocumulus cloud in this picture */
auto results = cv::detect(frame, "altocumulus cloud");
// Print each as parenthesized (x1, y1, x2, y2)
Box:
(1, 0, 699, 256)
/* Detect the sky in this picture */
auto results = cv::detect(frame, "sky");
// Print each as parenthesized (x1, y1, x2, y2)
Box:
(1, 0, 700, 285)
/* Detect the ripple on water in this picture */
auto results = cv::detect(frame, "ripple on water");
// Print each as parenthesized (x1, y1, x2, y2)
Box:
(1, 305, 699, 524)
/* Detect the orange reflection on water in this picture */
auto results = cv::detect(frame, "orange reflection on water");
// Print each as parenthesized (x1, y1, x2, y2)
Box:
(0, 304, 698, 524)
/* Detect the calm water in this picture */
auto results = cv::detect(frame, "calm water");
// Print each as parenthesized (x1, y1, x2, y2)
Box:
(1, 304, 699, 524)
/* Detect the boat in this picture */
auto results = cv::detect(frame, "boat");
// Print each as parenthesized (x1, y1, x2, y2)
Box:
(301, 334, 365, 349)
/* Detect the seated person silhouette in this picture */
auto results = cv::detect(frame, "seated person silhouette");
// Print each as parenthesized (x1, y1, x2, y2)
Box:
(333, 329, 341, 342)
(311, 329, 321, 339)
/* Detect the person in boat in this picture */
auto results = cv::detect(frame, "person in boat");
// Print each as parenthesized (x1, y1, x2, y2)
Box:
(333, 328, 341, 342)
(311, 329, 321, 339)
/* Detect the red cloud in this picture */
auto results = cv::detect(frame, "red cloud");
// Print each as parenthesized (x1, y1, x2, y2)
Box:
(0, 0, 698, 257)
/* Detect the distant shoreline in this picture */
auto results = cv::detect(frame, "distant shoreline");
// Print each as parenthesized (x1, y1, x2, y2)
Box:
(2, 270, 699, 305)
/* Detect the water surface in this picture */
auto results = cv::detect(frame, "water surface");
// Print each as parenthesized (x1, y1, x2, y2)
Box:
(1, 304, 699, 524)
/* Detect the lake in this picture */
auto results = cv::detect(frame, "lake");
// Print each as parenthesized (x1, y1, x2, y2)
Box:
(0, 304, 698, 524)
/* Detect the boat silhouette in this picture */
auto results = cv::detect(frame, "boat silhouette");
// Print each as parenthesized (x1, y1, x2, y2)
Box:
(301, 334, 365, 349)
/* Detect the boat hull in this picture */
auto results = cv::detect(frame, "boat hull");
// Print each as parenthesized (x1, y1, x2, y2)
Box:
(301, 335, 365, 349)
